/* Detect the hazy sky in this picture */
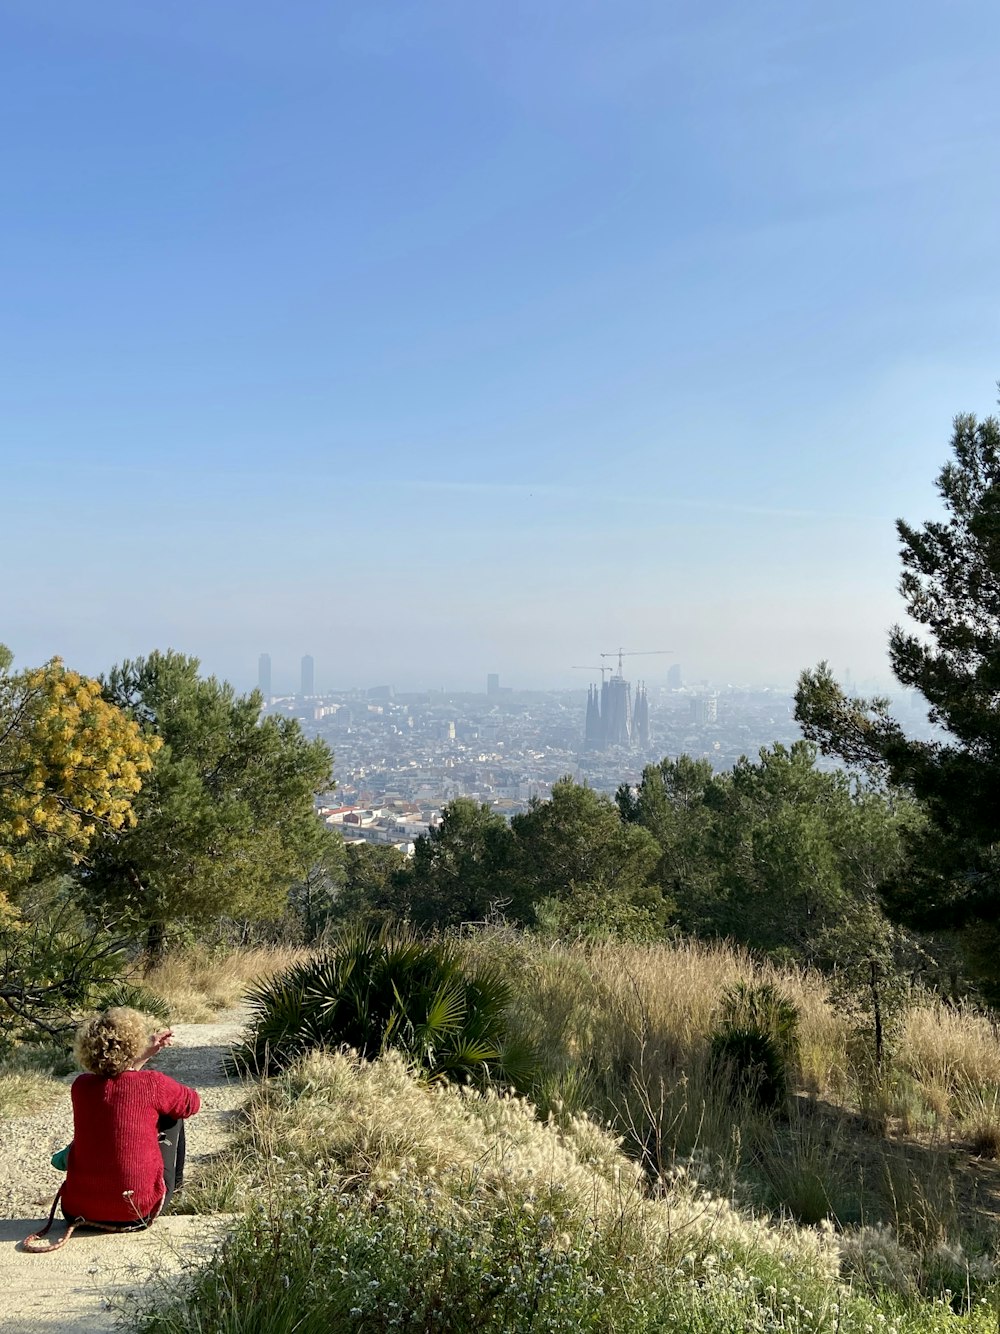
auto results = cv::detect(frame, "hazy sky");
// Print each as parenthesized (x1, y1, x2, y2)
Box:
(4, 1, 1000, 693)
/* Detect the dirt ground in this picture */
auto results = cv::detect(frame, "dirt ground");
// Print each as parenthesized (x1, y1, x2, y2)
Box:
(0, 1013, 247, 1333)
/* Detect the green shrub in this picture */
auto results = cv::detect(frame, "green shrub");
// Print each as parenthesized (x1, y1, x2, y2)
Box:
(133, 1183, 1000, 1334)
(710, 1029, 787, 1109)
(709, 982, 800, 1110)
(229, 923, 536, 1087)
(99, 979, 172, 1023)
(0, 906, 129, 1049)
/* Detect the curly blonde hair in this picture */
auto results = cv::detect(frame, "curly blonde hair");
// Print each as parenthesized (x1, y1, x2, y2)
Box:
(74, 1007, 149, 1078)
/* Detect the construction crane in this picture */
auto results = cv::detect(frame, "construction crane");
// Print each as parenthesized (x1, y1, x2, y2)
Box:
(572, 665, 613, 683)
(599, 648, 673, 677)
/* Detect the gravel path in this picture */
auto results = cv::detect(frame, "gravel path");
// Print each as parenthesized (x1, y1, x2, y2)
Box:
(0, 1011, 249, 1333)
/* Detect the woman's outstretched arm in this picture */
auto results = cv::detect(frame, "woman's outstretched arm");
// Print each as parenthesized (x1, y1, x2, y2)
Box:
(131, 1028, 174, 1070)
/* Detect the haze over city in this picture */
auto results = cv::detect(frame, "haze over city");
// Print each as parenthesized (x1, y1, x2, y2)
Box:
(5, 2, 1000, 690)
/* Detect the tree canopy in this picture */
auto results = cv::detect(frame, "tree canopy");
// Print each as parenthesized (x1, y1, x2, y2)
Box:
(83, 650, 334, 954)
(0, 645, 158, 907)
(795, 401, 1000, 953)
(397, 798, 517, 929)
(620, 743, 917, 965)
(510, 777, 666, 936)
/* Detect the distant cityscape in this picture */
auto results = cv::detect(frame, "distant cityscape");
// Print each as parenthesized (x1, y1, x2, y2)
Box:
(256, 652, 938, 857)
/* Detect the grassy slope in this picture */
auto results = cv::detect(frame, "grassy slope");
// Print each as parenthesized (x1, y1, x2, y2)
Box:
(482, 935, 1000, 1263)
(132, 1049, 993, 1333)
(129, 932, 1000, 1330)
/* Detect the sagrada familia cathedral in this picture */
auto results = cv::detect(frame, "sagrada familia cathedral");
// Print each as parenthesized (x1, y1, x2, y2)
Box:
(584, 673, 649, 751)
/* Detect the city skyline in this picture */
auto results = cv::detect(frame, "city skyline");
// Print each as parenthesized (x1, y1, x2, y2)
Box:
(245, 652, 892, 700)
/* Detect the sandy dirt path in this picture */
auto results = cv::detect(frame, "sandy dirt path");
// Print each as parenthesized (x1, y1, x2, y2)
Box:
(0, 1012, 248, 1333)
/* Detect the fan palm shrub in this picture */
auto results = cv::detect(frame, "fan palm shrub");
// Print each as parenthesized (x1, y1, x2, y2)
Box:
(709, 981, 800, 1110)
(99, 979, 172, 1023)
(229, 923, 537, 1088)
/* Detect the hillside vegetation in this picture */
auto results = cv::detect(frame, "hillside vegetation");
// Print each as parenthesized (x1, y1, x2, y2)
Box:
(122, 931, 1000, 1332)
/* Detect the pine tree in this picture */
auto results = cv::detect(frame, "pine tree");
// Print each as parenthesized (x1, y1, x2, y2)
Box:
(83, 650, 334, 958)
(796, 399, 1000, 959)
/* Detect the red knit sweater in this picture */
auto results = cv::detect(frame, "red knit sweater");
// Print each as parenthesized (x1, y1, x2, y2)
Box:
(61, 1070, 200, 1223)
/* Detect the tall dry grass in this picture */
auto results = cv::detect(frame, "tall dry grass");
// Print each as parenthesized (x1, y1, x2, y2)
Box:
(473, 935, 849, 1150)
(143, 944, 309, 1021)
(133, 928, 1000, 1332)
(0, 1041, 75, 1118)
(903, 1002, 1000, 1093)
(894, 1002, 1000, 1152)
(155, 930, 1000, 1266)
(0, 1064, 65, 1118)
(450, 931, 1000, 1257)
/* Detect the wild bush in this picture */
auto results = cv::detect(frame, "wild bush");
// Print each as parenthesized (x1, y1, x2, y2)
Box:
(138, 1050, 995, 1334)
(229, 923, 536, 1087)
(0, 906, 130, 1051)
(709, 982, 800, 1111)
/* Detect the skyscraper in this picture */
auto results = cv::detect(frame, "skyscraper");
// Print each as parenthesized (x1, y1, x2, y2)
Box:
(258, 653, 272, 700)
(487, 673, 500, 696)
(667, 663, 682, 690)
(301, 654, 315, 697)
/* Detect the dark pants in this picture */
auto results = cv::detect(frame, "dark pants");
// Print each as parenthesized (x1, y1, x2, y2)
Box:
(63, 1115, 187, 1227)
(158, 1113, 186, 1210)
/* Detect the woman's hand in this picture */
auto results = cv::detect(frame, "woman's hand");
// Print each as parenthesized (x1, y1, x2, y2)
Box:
(132, 1028, 175, 1069)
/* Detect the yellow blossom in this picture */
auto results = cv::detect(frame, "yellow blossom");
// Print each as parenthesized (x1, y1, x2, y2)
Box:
(0, 652, 160, 886)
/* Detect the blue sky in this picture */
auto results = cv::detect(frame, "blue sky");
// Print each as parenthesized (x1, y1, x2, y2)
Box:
(3, 1, 1000, 691)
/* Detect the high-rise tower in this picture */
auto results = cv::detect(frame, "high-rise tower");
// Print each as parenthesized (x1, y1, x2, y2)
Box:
(258, 653, 272, 700)
(301, 654, 315, 697)
(690, 694, 718, 725)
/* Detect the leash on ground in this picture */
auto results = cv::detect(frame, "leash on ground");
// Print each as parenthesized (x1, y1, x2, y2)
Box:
(21, 1185, 162, 1253)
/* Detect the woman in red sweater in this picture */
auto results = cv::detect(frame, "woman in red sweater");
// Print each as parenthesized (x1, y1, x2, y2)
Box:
(61, 1007, 201, 1227)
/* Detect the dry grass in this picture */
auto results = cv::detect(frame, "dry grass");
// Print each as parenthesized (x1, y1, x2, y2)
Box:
(188, 1047, 844, 1284)
(0, 1061, 65, 1118)
(174, 931, 1000, 1273)
(479, 934, 849, 1136)
(157, 1051, 987, 1334)
(903, 1002, 1000, 1093)
(143, 944, 309, 1021)
(451, 931, 1000, 1257)
(149, 931, 1000, 1328)
(584, 937, 849, 1095)
(175, 1048, 1000, 1327)
(955, 1087, 1000, 1159)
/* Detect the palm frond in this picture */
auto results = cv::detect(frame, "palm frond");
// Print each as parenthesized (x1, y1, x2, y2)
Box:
(231, 922, 538, 1089)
